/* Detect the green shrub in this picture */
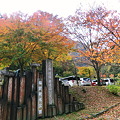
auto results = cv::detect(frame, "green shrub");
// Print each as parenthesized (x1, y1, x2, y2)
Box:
(115, 81, 120, 86)
(107, 85, 120, 96)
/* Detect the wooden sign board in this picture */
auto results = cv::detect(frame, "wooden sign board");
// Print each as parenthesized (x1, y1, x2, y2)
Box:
(37, 79, 43, 116)
(45, 59, 54, 105)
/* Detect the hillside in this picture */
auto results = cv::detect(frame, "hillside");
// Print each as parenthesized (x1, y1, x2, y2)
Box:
(44, 86, 120, 120)
(69, 86, 120, 117)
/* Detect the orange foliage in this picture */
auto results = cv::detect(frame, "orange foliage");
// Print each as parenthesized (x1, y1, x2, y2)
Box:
(0, 11, 74, 69)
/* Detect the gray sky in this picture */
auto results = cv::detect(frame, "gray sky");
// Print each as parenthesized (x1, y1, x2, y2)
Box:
(0, 0, 120, 17)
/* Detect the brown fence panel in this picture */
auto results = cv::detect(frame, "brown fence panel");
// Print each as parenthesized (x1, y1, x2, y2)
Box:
(0, 102, 2, 120)
(31, 94, 37, 120)
(19, 76, 25, 105)
(11, 104, 17, 120)
(8, 77, 13, 102)
(13, 77, 18, 104)
(7, 104, 11, 120)
(22, 105, 27, 120)
(27, 98, 32, 120)
(0, 86, 3, 99)
(43, 86, 48, 118)
(25, 71, 32, 102)
(57, 96, 63, 115)
(64, 86, 70, 114)
(16, 106, 22, 120)
(0, 100, 7, 120)
(3, 76, 9, 100)
(32, 66, 37, 91)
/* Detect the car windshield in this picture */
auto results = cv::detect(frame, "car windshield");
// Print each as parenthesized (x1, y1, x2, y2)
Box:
(83, 78, 90, 81)
(93, 80, 97, 82)
(103, 80, 108, 82)
(110, 79, 114, 82)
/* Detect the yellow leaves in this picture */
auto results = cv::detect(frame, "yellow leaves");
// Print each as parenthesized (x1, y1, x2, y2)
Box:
(0, 10, 75, 69)
(77, 66, 95, 77)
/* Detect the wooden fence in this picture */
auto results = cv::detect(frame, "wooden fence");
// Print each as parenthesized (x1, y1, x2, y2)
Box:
(0, 59, 84, 120)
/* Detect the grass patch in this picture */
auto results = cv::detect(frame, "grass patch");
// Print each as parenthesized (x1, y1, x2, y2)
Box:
(107, 85, 120, 96)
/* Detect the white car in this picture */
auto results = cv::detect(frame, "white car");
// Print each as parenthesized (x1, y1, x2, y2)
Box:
(61, 80, 70, 86)
(79, 78, 91, 86)
(68, 80, 78, 86)
(59, 76, 79, 87)
(102, 78, 115, 85)
(92, 78, 114, 86)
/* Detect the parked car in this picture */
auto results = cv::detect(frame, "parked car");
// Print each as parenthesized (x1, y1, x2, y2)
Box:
(91, 78, 114, 86)
(102, 78, 115, 85)
(68, 79, 78, 87)
(79, 78, 91, 86)
(91, 79, 105, 86)
(91, 79, 98, 86)
(61, 80, 70, 86)
(59, 76, 79, 87)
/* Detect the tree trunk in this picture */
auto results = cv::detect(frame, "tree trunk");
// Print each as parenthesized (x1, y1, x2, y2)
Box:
(92, 61, 101, 86)
(96, 69, 101, 86)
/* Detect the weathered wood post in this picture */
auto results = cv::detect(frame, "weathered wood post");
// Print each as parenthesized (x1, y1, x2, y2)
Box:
(31, 63, 40, 120)
(54, 78, 58, 114)
(0, 72, 8, 120)
(64, 86, 70, 114)
(42, 59, 56, 117)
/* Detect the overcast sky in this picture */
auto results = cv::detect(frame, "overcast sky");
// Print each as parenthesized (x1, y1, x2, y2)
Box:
(0, 0, 120, 17)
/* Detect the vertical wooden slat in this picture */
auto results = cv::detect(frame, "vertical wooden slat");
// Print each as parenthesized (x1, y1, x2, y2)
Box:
(8, 77, 13, 102)
(59, 81, 62, 97)
(27, 98, 32, 120)
(0, 101, 8, 120)
(22, 105, 27, 120)
(0, 103, 2, 120)
(64, 86, 69, 103)
(32, 67, 37, 91)
(7, 104, 11, 120)
(0, 86, 3, 99)
(57, 97, 63, 115)
(43, 86, 48, 117)
(64, 86, 70, 113)
(3, 76, 9, 100)
(31, 95, 37, 120)
(19, 76, 25, 105)
(16, 107, 22, 120)
(13, 78, 18, 103)
(25, 71, 32, 103)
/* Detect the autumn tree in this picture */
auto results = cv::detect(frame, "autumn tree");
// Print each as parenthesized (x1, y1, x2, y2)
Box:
(0, 11, 74, 74)
(66, 6, 114, 85)
(28, 11, 74, 61)
(77, 66, 95, 78)
(0, 12, 34, 73)
(81, 7, 120, 65)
